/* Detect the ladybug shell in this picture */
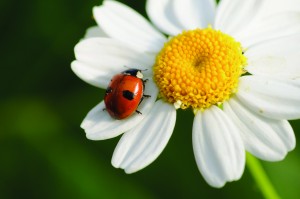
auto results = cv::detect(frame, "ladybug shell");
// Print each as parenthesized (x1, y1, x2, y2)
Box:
(104, 73, 144, 120)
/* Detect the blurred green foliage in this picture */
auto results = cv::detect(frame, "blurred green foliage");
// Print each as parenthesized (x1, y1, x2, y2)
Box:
(1, 0, 300, 199)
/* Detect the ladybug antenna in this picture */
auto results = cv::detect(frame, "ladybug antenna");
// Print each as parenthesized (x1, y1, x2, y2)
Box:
(123, 65, 132, 69)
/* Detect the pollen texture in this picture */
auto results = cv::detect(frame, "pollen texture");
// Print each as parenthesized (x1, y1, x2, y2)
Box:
(153, 28, 247, 110)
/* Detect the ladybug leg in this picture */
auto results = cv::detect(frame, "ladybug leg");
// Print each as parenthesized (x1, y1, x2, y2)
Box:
(102, 108, 106, 111)
(105, 87, 113, 95)
(142, 79, 151, 98)
(138, 94, 151, 106)
(143, 94, 151, 98)
(138, 97, 144, 105)
(136, 110, 142, 115)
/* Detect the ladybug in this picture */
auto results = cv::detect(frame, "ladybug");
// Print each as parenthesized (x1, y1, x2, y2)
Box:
(104, 69, 150, 120)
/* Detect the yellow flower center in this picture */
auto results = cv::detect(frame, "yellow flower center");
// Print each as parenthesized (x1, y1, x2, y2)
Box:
(153, 27, 247, 110)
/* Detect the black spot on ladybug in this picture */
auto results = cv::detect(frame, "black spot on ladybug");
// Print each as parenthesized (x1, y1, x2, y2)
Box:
(105, 87, 113, 95)
(122, 90, 135, 100)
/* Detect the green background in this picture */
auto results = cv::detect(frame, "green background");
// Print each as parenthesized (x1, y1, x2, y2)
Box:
(1, 0, 300, 198)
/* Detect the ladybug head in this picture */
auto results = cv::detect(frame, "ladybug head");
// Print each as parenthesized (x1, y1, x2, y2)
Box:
(122, 69, 143, 79)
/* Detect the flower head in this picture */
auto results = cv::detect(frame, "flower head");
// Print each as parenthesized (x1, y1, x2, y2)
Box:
(72, 0, 300, 188)
(153, 27, 247, 110)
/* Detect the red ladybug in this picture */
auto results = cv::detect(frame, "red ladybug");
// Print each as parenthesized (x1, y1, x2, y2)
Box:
(104, 69, 150, 120)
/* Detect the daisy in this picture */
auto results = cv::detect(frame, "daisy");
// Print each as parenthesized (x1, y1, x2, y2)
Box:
(72, 0, 300, 188)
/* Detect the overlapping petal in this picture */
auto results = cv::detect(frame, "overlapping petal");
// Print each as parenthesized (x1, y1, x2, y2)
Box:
(236, 75, 300, 120)
(224, 97, 296, 161)
(260, 0, 300, 17)
(172, 0, 216, 30)
(238, 12, 300, 47)
(71, 38, 155, 88)
(146, 0, 183, 35)
(245, 34, 300, 79)
(112, 100, 176, 173)
(84, 26, 108, 39)
(193, 106, 245, 188)
(214, 0, 266, 37)
(81, 79, 158, 140)
(93, 0, 166, 53)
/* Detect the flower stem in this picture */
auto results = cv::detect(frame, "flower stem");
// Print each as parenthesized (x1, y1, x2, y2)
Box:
(246, 153, 281, 199)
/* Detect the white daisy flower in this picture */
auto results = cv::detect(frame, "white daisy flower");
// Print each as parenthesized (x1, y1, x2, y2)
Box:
(71, 0, 300, 188)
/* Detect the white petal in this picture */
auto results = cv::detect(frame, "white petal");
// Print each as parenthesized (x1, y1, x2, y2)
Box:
(81, 79, 158, 140)
(214, 0, 266, 36)
(224, 98, 296, 161)
(260, 0, 300, 17)
(72, 38, 155, 88)
(245, 34, 300, 79)
(146, 0, 183, 36)
(93, 0, 166, 53)
(238, 12, 300, 47)
(193, 106, 245, 188)
(84, 26, 108, 39)
(71, 60, 111, 88)
(112, 100, 176, 173)
(172, 0, 216, 30)
(236, 75, 300, 120)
